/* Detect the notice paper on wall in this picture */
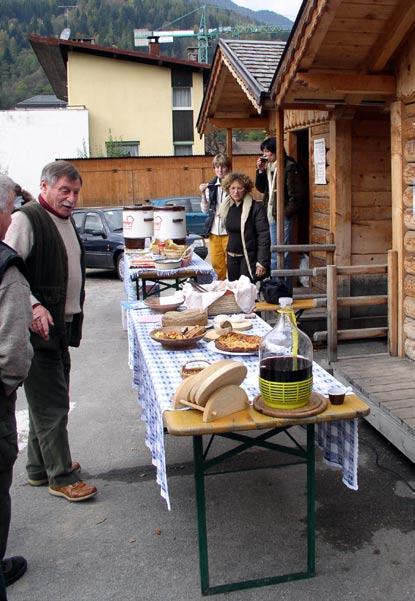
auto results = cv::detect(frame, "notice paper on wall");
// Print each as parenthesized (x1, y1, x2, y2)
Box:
(314, 138, 327, 185)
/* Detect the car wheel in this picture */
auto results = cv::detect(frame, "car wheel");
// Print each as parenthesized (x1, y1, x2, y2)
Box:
(116, 252, 125, 281)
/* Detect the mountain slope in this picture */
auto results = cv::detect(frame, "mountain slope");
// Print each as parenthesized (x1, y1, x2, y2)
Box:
(205, 0, 293, 28)
(0, 0, 292, 110)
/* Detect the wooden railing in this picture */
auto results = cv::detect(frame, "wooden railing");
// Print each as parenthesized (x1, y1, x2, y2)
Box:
(270, 232, 336, 299)
(313, 250, 398, 363)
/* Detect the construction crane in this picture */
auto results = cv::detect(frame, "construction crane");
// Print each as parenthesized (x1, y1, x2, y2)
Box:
(134, 4, 287, 64)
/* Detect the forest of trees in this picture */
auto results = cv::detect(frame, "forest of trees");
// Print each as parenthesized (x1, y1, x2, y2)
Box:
(0, 0, 290, 110)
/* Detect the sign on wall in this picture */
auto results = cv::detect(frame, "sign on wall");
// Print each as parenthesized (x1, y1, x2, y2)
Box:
(313, 138, 326, 185)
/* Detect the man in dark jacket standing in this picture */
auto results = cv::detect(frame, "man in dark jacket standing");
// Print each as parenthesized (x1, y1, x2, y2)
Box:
(0, 175, 33, 594)
(256, 138, 304, 271)
(4, 161, 97, 503)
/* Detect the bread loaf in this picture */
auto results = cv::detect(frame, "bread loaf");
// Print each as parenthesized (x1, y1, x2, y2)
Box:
(162, 309, 208, 327)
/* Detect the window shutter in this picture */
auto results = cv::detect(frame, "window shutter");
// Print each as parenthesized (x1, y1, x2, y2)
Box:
(172, 111, 194, 142)
(171, 69, 192, 87)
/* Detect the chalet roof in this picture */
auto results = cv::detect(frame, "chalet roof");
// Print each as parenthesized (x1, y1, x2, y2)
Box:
(197, 38, 285, 134)
(271, 0, 415, 109)
(222, 39, 285, 98)
(29, 34, 210, 102)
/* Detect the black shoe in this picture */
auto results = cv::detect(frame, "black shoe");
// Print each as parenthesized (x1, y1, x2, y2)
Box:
(1, 556, 27, 586)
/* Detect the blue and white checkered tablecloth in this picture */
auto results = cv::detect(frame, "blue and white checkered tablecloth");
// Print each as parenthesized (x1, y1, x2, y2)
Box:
(124, 253, 216, 301)
(127, 309, 361, 509)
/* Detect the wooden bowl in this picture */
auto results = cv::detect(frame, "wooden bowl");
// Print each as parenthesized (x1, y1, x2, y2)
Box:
(144, 297, 184, 313)
(149, 326, 206, 349)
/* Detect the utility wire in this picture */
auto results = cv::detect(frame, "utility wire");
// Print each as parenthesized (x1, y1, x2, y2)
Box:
(360, 437, 415, 495)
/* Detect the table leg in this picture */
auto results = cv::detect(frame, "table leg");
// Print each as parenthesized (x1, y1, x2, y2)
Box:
(307, 424, 316, 574)
(193, 435, 210, 594)
(191, 428, 316, 595)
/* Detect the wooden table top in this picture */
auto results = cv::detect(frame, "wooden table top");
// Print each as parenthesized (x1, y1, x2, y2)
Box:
(255, 298, 323, 313)
(164, 393, 370, 437)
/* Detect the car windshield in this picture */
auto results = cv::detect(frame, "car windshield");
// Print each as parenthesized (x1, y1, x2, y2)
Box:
(104, 209, 123, 231)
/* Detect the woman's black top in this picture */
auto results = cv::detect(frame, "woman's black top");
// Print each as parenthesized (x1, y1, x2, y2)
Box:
(225, 203, 243, 254)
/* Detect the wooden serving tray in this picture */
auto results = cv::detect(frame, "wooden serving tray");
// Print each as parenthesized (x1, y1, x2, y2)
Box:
(253, 391, 328, 418)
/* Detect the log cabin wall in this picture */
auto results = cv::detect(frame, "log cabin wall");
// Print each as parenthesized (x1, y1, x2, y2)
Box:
(68, 155, 258, 207)
(395, 35, 415, 360)
(285, 109, 392, 303)
(350, 114, 392, 320)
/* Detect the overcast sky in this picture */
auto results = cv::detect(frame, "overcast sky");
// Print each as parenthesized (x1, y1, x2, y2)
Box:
(232, 0, 303, 21)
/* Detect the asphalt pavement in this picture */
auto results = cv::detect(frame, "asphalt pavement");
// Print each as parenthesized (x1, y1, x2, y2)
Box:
(7, 270, 415, 601)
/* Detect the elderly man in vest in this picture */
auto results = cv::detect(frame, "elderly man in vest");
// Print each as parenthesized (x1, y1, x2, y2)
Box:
(0, 175, 33, 593)
(5, 161, 97, 502)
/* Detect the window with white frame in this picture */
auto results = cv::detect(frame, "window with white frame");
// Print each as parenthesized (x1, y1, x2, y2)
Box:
(172, 87, 192, 109)
(105, 140, 140, 157)
(174, 143, 193, 156)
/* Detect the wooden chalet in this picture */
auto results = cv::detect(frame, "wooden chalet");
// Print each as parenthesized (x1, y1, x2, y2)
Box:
(197, 1, 415, 461)
(197, 39, 286, 155)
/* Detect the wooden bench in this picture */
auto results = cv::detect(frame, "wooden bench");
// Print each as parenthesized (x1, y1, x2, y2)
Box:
(255, 298, 326, 320)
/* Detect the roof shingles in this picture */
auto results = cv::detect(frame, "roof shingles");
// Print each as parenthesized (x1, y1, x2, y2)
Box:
(222, 40, 286, 94)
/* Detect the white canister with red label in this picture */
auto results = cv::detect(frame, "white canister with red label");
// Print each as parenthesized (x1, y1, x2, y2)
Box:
(123, 206, 154, 249)
(153, 206, 186, 244)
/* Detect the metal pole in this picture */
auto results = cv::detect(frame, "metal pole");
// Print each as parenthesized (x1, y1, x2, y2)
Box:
(193, 435, 210, 594)
(306, 424, 316, 575)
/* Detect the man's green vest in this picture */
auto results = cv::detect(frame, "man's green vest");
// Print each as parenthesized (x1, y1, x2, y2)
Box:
(19, 201, 85, 348)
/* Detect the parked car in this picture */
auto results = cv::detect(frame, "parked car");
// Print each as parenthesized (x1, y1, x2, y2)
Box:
(73, 206, 208, 281)
(72, 207, 125, 279)
(151, 196, 206, 237)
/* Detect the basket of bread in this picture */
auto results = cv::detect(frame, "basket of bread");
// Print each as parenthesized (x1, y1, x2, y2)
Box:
(150, 239, 193, 266)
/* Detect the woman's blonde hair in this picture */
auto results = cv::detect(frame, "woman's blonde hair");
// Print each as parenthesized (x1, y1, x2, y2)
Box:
(222, 172, 253, 195)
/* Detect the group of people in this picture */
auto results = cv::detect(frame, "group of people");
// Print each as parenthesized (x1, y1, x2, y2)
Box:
(199, 137, 304, 282)
(0, 140, 303, 596)
(0, 161, 96, 597)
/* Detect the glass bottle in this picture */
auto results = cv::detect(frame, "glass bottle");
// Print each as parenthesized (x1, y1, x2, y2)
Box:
(259, 297, 313, 409)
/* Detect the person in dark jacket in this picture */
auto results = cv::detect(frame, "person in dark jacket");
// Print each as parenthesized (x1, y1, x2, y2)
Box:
(0, 175, 33, 593)
(199, 153, 231, 279)
(255, 138, 304, 271)
(219, 172, 270, 283)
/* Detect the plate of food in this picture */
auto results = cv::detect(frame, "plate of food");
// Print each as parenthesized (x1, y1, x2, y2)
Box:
(150, 325, 206, 349)
(144, 295, 184, 313)
(207, 332, 262, 356)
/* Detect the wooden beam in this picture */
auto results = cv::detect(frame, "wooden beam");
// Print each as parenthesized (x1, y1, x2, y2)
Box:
(390, 100, 405, 357)
(329, 118, 352, 306)
(327, 264, 338, 363)
(208, 117, 268, 129)
(226, 128, 233, 163)
(294, 73, 396, 96)
(209, 64, 228, 116)
(388, 249, 398, 356)
(300, 0, 344, 70)
(368, 0, 415, 72)
(329, 119, 352, 267)
(276, 109, 285, 269)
